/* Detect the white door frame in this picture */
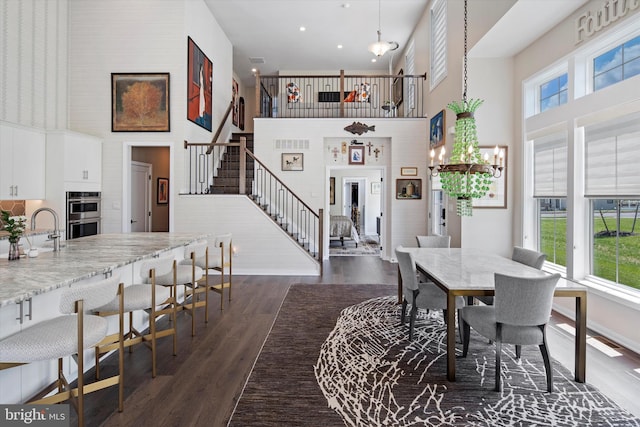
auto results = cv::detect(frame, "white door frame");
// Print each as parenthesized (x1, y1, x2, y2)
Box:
(122, 141, 174, 233)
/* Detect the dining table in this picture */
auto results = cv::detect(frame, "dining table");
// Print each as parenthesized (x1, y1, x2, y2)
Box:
(400, 247, 587, 383)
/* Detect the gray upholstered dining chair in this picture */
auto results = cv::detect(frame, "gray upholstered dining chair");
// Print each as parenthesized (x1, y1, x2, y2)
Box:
(476, 246, 546, 306)
(416, 235, 451, 248)
(396, 245, 464, 340)
(461, 272, 561, 392)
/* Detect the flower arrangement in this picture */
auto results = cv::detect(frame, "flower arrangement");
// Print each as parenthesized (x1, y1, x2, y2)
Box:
(1, 210, 28, 243)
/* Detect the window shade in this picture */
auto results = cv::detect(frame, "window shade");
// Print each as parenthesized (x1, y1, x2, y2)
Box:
(533, 134, 567, 197)
(585, 111, 640, 197)
(430, 0, 447, 89)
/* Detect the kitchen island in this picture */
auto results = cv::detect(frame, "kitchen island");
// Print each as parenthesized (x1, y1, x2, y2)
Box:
(0, 232, 208, 306)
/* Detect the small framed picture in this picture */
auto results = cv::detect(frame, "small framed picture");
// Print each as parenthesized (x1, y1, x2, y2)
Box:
(401, 167, 418, 176)
(282, 153, 303, 171)
(371, 182, 381, 194)
(157, 177, 169, 204)
(349, 146, 365, 165)
(430, 109, 445, 149)
(396, 179, 422, 199)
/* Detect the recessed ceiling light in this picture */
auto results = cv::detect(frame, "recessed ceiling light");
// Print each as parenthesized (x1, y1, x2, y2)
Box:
(371, 58, 377, 63)
(251, 68, 257, 73)
(342, 3, 350, 8)
(299, 26, 306, 32)
(337, 44, 343, 49)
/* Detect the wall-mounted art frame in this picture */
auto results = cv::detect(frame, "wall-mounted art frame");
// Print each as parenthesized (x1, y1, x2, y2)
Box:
(393, 68, 403, 107)
(473, 146, 508, 209)
(232, 78, 239, 126)
(282, 153, 303, 171)
(111, 73, 170, 132)
(430, 109, 445, 149)
(371, 182, 381, 195)
(157, 177, 169, 204)
(401, 167, 418, 176)
(330, 177, 336, 205)
(187, 36, 212, 131)
(396, 179, 422, 199)
(349, 146, 365, 165)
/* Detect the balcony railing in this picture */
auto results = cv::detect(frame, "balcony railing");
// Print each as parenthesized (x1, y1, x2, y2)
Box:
(255, 70, 426, 119)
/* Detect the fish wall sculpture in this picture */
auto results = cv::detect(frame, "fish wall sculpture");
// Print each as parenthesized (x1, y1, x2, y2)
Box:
(344, 122, 375, 135)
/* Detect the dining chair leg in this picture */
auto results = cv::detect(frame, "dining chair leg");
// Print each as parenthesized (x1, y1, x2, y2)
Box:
(494, 323, 503, 392)
(539, 326, 554, 393)
(515, 344, 522, 360)
(462, 320, 471, 357)
(400, 299, 407, 324)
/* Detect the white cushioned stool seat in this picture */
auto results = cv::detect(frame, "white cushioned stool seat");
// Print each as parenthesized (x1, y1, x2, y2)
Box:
(95, 285, 171, 312)
(0, 315, 108, 363)
(156, 264, 203, 286)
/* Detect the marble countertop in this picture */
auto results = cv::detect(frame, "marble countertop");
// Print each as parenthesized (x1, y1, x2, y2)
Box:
(0, 232, 207, 306)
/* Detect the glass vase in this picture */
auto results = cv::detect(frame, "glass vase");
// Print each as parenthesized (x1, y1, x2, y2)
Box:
(8, 240, 20, 260)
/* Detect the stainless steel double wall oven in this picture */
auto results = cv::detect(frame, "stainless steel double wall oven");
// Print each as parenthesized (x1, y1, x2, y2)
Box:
(66, 191, 101, 239)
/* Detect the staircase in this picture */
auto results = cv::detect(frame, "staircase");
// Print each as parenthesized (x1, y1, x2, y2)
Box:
(209, 133, 254, 194)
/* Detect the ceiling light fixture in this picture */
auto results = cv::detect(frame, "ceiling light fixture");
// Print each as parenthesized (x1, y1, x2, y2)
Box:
(428, 0, 504, 216)
(368, 0, 398, 57)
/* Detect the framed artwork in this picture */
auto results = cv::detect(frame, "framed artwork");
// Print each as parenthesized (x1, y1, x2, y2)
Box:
(430, 109, 445, 149)
(330, 177, 336, 205)
(232, 78, 239, 126)
(111, 73, 170, 132)
(157, 178, 169, 204)
(187, 36, 213, 131)
(371, 182, 381, 195)
(349, 146, 365, 165)
(393, 68, 403, 107)
(473, 146, 508, 209)
(401, 167, 418, 176)
(396, 179, 422, 199)
(282, 153, 303, 171)
(238, 97, 245, 130)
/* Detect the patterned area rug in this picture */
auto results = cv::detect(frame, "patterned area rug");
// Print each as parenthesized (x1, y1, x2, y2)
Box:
(330, 235, 380, 256)
(230, 284, 640, 427)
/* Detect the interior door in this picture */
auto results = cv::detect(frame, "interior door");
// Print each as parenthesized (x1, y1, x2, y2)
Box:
(431, 189, 447, 236)
(131, 161, 152, 232)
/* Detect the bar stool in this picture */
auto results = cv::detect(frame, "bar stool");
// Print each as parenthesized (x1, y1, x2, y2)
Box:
(0, 276, 125, 427)
(190, 234, 233, 310)
(157, 242, 206, 336)
(94, 255, 178, 378)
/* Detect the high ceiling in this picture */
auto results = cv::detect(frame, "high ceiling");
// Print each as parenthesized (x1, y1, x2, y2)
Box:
(204, 0, 589, 87)
(204, 0, 429, 85)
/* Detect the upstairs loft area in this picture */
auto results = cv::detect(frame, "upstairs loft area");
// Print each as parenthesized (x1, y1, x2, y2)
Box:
(256, 71, 426, 119)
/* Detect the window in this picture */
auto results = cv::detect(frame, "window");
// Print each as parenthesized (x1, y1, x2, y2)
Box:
(539, 73, 568, 112)
(538, 199, 567, 266)
(593, 35, 640, 91)
(533, 133, 568, 267)
(591, 199, 640, 290)
(430, 0, 447, 90)
(585, 111, 640, 289)
(405, 39, 416, 110)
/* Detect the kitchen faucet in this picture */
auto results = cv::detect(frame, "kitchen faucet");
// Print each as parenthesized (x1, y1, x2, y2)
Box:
(31, 207, 61, 252)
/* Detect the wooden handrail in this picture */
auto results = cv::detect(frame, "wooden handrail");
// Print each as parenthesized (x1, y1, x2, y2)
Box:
(206, 100, 234, 155)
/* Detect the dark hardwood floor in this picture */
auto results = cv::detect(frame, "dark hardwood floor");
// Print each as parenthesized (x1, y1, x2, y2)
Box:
(71, 256, 639, 426)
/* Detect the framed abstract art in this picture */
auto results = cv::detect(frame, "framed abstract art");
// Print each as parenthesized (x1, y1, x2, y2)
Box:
(187, 36, 212, 131)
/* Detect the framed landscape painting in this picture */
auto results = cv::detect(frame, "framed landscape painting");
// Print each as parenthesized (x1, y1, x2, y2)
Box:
(111, 73, 170, 132)
(430, 109, 445, 149)
(187, 36, 212, 131)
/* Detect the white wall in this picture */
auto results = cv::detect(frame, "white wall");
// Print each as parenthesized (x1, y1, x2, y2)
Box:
(253, 118, 428, 260)
(66, 0, 233, 235)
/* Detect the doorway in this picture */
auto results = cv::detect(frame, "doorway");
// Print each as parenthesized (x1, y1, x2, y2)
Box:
(431, 189, 447, 236)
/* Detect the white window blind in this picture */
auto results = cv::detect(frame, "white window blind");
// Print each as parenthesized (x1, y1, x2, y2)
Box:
(585, 111, 640, 197)
(533, 134, 568, 197)
(405, 39, 416, 110)
(430, 0, 447, 90)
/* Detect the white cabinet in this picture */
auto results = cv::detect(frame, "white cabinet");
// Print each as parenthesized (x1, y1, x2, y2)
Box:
(0, 122, 46, 200)
(47, 130, 102, 191)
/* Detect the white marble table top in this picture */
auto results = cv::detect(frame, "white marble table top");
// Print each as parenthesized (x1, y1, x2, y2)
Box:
(0, 232, 208, 306)
(409, 247, 585, 292)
